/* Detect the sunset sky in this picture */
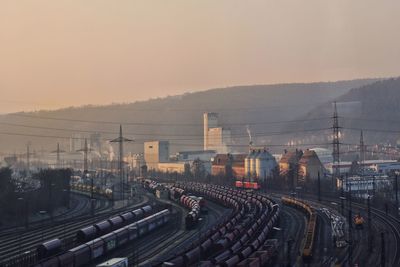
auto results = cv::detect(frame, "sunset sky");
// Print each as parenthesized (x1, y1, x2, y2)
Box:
(1, 0, 399, 113)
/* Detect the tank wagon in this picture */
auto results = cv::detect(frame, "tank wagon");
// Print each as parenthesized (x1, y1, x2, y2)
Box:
(36, 205, 153, 261)
(160, 181, 280, 266)
(35, 209, 170, 267)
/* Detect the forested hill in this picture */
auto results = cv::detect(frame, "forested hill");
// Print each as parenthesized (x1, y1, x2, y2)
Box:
(283, 77, 400, 146)
(0, 78, 380, 154)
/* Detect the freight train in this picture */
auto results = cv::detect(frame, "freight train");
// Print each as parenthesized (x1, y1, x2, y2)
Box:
(36, 205, 153, 261)
(71, 183, 113, 199)
(162, 182, 280, 267)
(235, 181, 260, 190)
(142, 180, 203, 230)
(35, 209, 170, 267)
(281, 196, 317, 262)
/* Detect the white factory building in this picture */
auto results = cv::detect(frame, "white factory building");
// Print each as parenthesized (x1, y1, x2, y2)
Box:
(143, 141, 214, 174)
(337, 175, 392, 199)
(144, 141, 170, 170)
(327, 160, 400, 175)
(203, 112, 232, 154)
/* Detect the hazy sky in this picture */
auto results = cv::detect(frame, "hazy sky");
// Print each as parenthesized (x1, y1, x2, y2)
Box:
(1, 0, 399, 113)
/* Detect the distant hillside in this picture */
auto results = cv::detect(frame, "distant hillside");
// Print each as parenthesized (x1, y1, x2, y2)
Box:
(0, 78, 380, 154)
(283, 77, 400, 146)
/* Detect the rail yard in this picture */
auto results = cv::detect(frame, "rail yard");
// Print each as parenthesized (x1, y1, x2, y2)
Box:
(1, 175, 400, 267)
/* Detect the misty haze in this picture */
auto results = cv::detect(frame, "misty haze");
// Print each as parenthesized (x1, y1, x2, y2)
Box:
(1, 1, 400, 267)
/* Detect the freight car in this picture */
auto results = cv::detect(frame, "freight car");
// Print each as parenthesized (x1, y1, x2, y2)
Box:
(71, 183, 113, 199)
(152, 183, 202, 229)
(188, 195, 207, 213)
(76, 205, 152, 243)
(35, 209, 170, 267)
(162, 182, 280, 267)
(37, 205, 153, 263)
(281, 196, 317, 262)
(37, 239, 62, 260)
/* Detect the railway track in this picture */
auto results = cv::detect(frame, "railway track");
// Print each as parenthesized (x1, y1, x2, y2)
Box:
(0, 195, 149, 265)
(276, 206, 307, 267)
(272, 191, 400, 267)
(0, 192, 109, 239)
(140, 200, 231, 266)
(155, 182, 280, 267)
(350, 201, 400, 266)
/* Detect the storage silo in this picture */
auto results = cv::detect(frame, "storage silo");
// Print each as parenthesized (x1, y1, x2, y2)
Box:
(250, 150, 260, 179)
(256, 150, 268, 180)
(244, 150, 253, 178)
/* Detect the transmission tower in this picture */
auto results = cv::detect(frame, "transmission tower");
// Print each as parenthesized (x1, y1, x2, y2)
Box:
(332, 102, 341, 190)
(110, 125, 133, 201)
(51, 143, 65, 168)
(359, 130, 365, 175)
(77, 138, 95, 206)
(77, 139, 91, 173)
(25, 143, 35, 177)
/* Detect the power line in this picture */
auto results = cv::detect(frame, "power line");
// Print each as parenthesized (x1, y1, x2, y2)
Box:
(8, 113, 330, 127)
(0, 121, 331, 139)
(0, 130, 335, 148)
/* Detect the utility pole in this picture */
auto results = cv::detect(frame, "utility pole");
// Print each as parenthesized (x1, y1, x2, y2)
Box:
(348, 208, 353, 266)
(27, 144, 30, 175)
(332, 102, 341, 192)
(367, 195, 372, 252)
(25, 143, 34, 177)
(317, 171, 321, 202)
(395, 174, 399, 215)
(381, 232, 386, 267)
(77, 139, 94, 213)
(51, 143, 65, 168)
(110, 125, 133, 202)
(360, 130, 365, 175)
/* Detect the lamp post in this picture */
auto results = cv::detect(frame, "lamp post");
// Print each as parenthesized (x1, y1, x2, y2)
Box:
(367, 195, 372, 253)
(295, 186, 302, 200)
(62, 189, 68, 240)
(63, 188, 70, 210)
(17, 198, 24, 257)
(39, 210, 47, 242)
(198, 217, 203, 266)
(339, 196, 346, 216)
(49, 183, 55, 222)
(273, 227, 284, 267)
(331, 202, 339, 214)
(91, 198, 96, 217)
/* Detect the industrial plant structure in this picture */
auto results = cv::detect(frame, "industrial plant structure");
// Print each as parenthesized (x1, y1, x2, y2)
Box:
(203, 112, 232, 154)
(244, 149, 278, 180)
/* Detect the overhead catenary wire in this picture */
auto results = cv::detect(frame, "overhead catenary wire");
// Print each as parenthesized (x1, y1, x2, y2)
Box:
(7, 113, 331, 127)
(0, 121, 332, 139)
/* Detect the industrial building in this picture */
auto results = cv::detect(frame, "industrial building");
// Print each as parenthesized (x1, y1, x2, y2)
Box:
(338, 175, 392, 199)
(203, 112, 232, 154)
(212, 154, 246, 178)
(143, 141, 212, 174)
(157, 162, 190, 174)
(176, 150, 216, 162)
(244, 149, 278, 180)
(144, 141, 170, 170)
(327, 159, 400, 175)
(297, 149, 326, 183)
(279, 149, 303, 176)
(309, 147, 333, 165)
(211, 150, 277, 181)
